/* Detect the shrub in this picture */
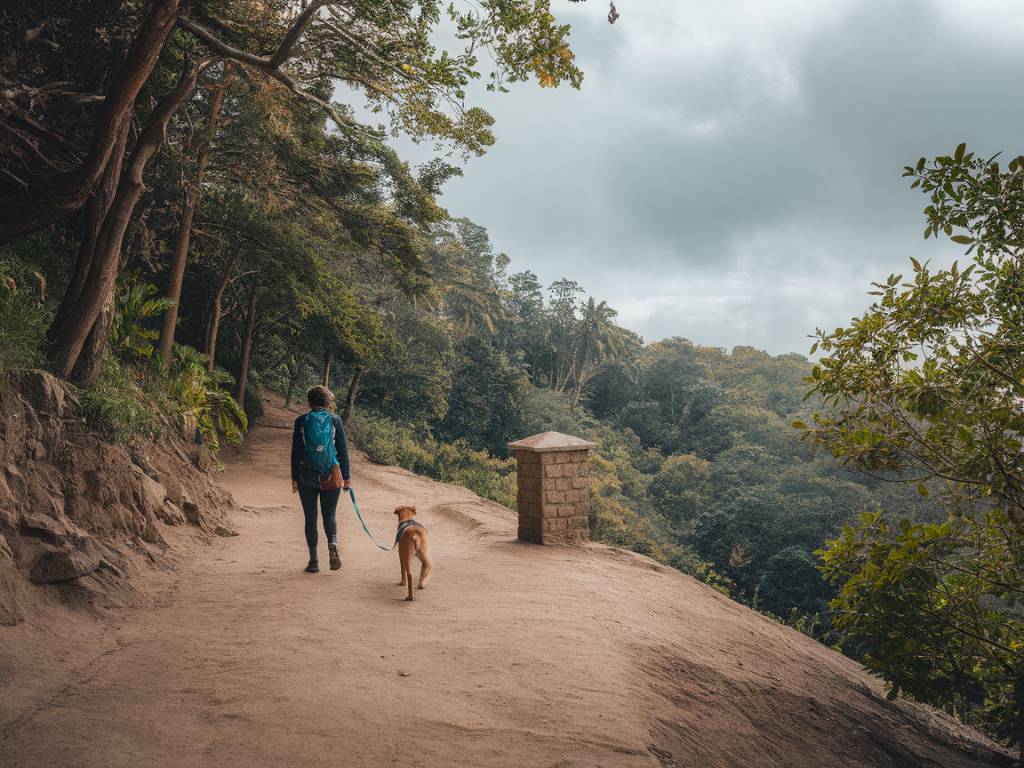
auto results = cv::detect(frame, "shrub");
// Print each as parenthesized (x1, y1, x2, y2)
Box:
(0, 263, 48, 379)
(165, 345, 248, 451)
(349, 411, 515, 507)
(77, 357, 161, 443)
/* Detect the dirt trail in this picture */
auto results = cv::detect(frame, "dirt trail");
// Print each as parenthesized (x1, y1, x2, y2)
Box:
(0, 397, 1012, 767)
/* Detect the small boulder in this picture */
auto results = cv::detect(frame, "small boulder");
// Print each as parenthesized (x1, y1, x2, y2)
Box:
(29, 538, 102, 583)
(19, 505, 72, 545)
(17, 369, 67, 417)
(138, 470, 168, 514)
(181, 488, 201, 523)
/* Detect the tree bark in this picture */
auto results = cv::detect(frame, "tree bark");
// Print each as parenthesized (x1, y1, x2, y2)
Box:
(342, 366, 363, 424)
(322, 352, 332, 387)
(236, 288, 258, 405)
(69, 304, 115, 386)
(157, 69, 230, 363)
(0, 0, 181, 243)
(204, 249, 238, 372)
(48, 58, 208, 382)
(284, 358, 298, 408)
(47, 117, 131, 347)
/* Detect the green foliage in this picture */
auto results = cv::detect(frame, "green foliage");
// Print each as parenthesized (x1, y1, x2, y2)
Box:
(165, 345, 248, 452)
(110, 271, 173, 363)
(77, 357, 161, 444)
(807, 144, 1024, 750)
(648, 454, 709, 522)
(349, 411, 516, 507)
(0, 262, 48, 378)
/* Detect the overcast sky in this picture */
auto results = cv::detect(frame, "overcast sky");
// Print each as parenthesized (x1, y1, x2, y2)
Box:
(394, 0, 1024, 355)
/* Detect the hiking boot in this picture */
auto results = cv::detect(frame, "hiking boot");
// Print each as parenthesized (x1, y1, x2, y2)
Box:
(305, 560, 320, 573)
(328, 545, 341, 571)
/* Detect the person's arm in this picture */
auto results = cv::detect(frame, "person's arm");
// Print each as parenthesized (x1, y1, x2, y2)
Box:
(334, 414, 351, 482)
(291, 416, 304, 485)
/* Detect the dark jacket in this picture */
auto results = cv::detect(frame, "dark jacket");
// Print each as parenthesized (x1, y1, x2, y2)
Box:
(291, 410, 351, 488)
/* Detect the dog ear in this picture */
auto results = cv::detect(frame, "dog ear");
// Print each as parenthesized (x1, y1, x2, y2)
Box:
(393, 507, 401, 515)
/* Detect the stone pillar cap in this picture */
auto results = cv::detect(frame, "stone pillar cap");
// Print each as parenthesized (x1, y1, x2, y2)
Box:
(508, 431, 596, 453)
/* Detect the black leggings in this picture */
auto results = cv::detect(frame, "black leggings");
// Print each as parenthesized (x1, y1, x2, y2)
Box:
(298, 485, 341, 551)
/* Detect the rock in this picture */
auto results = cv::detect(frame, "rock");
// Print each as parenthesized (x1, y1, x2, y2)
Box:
(19, 505, 72, 545)
(0, 474, 17, 530)
(162, 474, 184, 507)
(213, 525, 238, 538)
(181, 489, 201, 524)
(138, 471, 168, 514)
(29, 538, 102, 583)
(129, 446, 159, 482)
(190, 446, 214, 473)
(16, 369, 67, 417)
(157, 502, 187, 526)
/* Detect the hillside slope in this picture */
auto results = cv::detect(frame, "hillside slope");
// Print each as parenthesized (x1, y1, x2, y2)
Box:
(0, 396, 1012, 767)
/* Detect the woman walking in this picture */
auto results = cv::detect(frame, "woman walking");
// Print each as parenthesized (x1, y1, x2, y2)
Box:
(291, 385, 351, 573)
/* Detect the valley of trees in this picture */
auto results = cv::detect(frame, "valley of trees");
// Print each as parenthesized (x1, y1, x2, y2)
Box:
(1, 1, 1021, 756)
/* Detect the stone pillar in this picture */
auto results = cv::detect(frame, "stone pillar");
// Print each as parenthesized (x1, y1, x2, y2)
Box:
(508, 431, 595, 545)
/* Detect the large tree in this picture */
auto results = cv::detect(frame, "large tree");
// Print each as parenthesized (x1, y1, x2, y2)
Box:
(804, 144, 1024, 751)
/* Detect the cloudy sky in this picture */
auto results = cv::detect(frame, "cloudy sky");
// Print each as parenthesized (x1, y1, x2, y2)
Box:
(398, 0, 1024, 355)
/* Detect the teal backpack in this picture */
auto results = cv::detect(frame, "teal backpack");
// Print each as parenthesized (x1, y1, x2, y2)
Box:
(302, 410, 339, 476)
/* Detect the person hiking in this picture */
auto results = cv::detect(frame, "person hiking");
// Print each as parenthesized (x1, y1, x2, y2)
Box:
(291, 385, 351, 573)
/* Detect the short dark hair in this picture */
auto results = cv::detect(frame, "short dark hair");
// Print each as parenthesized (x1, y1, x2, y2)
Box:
(307, 385, 334, 409)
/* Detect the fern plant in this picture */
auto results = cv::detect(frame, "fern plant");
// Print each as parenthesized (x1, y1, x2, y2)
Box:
(167, 344, 248, 451)
(110, 271, 173, 362)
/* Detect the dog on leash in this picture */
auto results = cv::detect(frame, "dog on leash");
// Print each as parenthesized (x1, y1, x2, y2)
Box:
(394, 506, 431, 601)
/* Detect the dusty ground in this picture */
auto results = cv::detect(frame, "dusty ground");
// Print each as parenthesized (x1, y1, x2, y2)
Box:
(0, 396, 1013, 767)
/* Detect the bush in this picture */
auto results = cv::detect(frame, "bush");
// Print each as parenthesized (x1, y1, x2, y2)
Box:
(0, 264, 49, 378)
(164, 345, 248, 451)
(349, 411, 515, 507)
(77, 357, 161, 443)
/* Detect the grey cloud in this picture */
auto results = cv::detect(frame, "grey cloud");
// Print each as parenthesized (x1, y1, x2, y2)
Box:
(390, 0, 1024, 354)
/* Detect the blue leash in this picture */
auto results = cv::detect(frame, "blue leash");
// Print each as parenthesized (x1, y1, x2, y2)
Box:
(348, 488, 395, 551)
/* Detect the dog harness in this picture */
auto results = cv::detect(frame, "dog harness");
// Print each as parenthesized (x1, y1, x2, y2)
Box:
(395, 519, 424, 546)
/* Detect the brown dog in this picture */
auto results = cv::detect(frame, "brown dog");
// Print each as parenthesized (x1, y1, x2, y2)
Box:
(394, 506, 431, 601)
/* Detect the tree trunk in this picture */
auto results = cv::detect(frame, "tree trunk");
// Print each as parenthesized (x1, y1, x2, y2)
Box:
(48, 58, 206, 382)
(47, 118, 131, 347)
(0, 0, 181, 243)
(157, 70, 229, 363)
(284, 358, 298, 408)
(322, 352, 332, 387)
(69, 304, 115, 386)
(235, 288, 258, 405)
(204, 249, 237, 372)
(342, 366, 363, 424)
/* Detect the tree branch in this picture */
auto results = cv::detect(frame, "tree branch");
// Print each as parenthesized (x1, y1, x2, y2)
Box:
(271, 0, 330, 68)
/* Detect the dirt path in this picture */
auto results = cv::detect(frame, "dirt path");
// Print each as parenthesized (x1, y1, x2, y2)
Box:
(0, 397, 1012, 767)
